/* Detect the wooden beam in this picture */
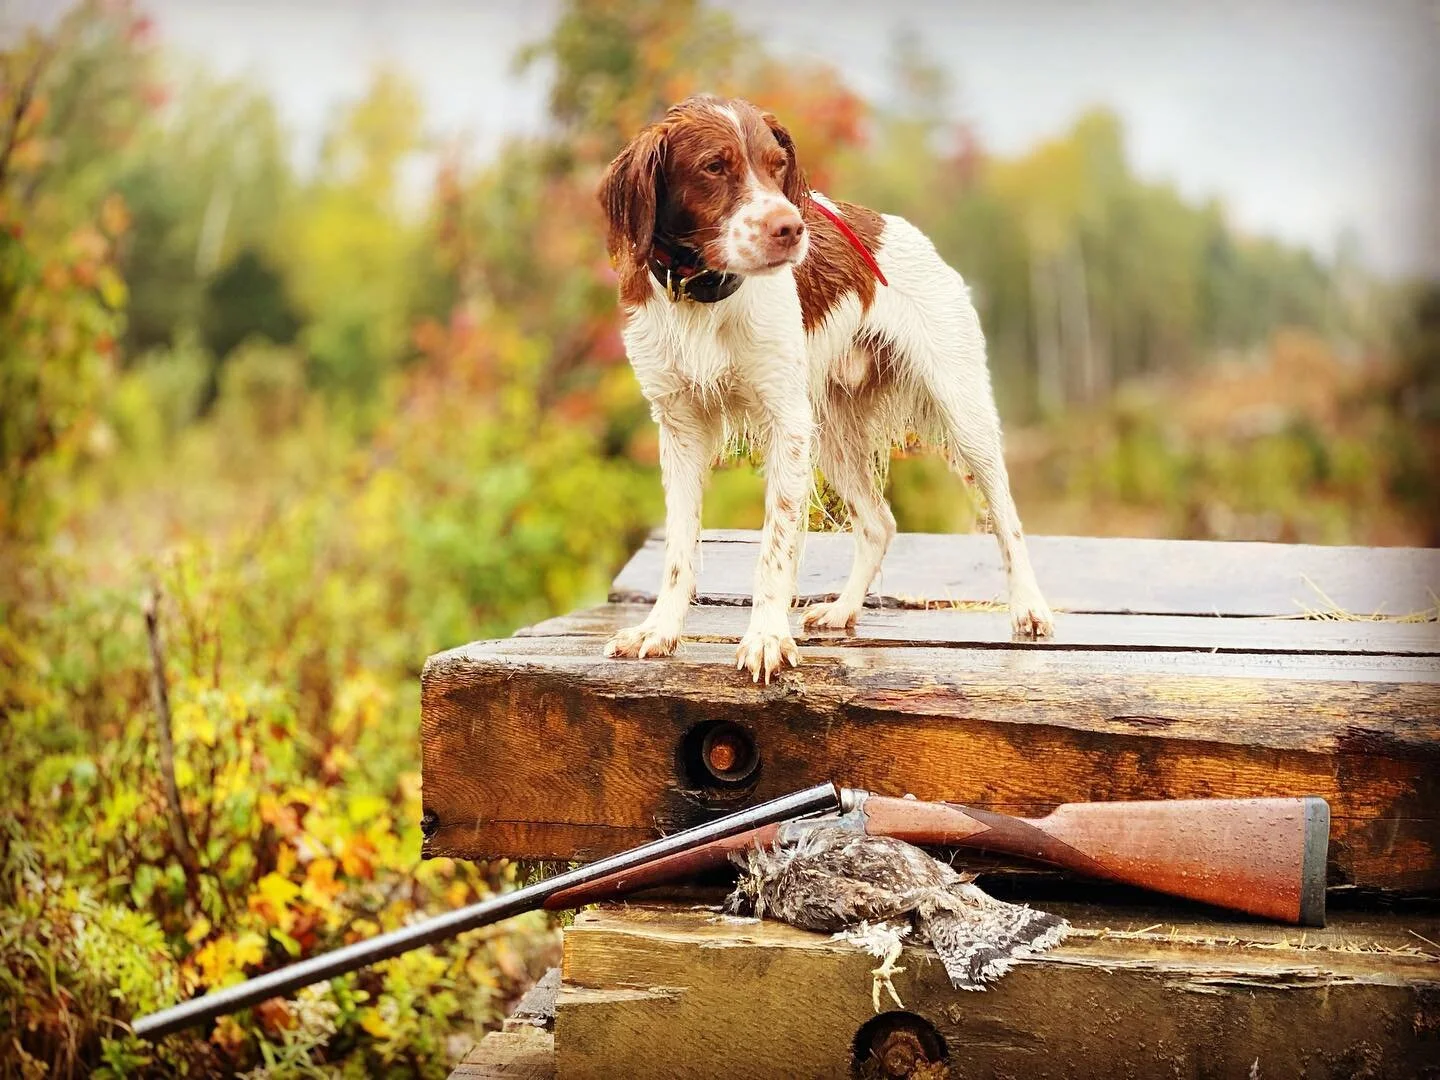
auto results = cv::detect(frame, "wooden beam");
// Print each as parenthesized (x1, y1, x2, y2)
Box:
(611, 531, 1440, 618)
(421, 634, 1440, 891)
(555, 902, 1440, 1080)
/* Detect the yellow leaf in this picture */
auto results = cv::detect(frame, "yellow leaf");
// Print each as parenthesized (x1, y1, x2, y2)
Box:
(347, 793, 388, 825)
(233, 931, 267, 969)
(261, 871, 301, 908)
(185, 916, 212, 945)
(191, 937, 232, 987)
(248, 873, 300, 927)
(270, 928, 302, 957)
(302, 856, 344, 904)
(340, 835, 375, 880)
(95, 265, 127, 310)
(275, 843, 297, 878)
(360, 1007, 392, 1039)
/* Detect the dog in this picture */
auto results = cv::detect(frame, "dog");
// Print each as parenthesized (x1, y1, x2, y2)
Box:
(597, 95, 1053, 683)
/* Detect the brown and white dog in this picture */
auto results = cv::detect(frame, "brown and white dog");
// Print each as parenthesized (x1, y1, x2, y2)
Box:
(598, 95, 1053, 683)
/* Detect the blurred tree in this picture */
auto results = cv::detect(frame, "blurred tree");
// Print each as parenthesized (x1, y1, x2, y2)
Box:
(282, 69, 426, 407)
(199, 249, 301, 402)
(115, 74, 294, 358)
(518, 0, 750, 151)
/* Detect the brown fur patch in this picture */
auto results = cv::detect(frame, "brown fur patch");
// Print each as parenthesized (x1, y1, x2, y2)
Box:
(794, 199, 888, 332)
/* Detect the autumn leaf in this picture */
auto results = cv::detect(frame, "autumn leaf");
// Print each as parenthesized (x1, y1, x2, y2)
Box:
(248, 872, 301, 928)
(185, 916, 212, 945)
(211, 1016, 248, 1054)
(359, 1007, 393, 1039)
(339, 835, 376, 880)
(254, 997, 294, 1035)
(234, 932, 267, 969)
(302, 857, 345, 905)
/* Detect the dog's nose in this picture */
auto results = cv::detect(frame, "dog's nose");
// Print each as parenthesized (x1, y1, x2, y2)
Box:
(766, 209, 805, 247)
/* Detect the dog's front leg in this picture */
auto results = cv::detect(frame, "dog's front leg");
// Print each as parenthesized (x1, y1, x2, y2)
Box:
(605, 397, 720, 662)
(736, 387, 814, 684)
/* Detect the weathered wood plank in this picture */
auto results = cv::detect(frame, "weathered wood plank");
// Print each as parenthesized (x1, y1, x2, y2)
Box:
(519, 602, 1440, 656)
(611, 531, 1440, 618)
(555, 902, 1440, 1080)
(421, 636, 1440, 890)
(502, 967, 559, 1033)
(450, 1029, 554, 1080)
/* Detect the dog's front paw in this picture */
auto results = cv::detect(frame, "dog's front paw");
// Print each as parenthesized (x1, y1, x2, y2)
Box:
(1010, 591, 1055, 640)
(735, 629, 799, 684)
(604, 624, 680, 660)
(802, 600, 859, 631)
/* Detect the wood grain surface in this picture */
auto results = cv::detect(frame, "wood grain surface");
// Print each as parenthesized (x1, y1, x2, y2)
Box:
(612, 530, 1440, 617)
(555, 902, 1440, 1080)
(449, 1029, 554, 1080)
(520, 602, 1440, 656)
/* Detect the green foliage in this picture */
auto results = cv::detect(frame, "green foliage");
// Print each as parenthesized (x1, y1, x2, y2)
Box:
(200, 250, 301, 366)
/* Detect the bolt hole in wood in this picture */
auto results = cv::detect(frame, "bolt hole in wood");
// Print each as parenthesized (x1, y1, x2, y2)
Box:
(678, 719, 761, 790)
(853, 1011, 949, 1079)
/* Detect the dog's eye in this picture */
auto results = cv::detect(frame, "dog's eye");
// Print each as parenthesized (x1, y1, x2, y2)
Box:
(703, 159, 726, 176)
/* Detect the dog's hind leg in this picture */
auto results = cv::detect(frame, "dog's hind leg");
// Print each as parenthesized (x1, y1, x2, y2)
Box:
(803, 404, 896, 631)
(918, 307, 1054, 639)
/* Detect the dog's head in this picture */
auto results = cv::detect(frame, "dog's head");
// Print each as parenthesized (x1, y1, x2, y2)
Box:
(599, 95, 809, 277)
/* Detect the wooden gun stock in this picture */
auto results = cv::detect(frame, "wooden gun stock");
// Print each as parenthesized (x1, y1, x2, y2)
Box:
(862, 794, 1330, 926)
(547, 794, 1330, 926)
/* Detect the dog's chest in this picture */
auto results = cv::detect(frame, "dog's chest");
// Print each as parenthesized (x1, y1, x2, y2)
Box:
(623, 278, 864, 405)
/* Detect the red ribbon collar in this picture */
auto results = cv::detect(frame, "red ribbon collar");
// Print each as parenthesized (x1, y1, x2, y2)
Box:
(807, 192, 888, 287)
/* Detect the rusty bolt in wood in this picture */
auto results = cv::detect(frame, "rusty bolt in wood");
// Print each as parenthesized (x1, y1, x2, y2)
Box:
(879, 1029, 925, 1078)
(857, 1015, 947, 1080)
(706, 734, 740, 774)
(697, 723, 758, 784)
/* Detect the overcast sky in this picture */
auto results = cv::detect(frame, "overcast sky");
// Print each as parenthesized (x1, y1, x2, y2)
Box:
(9, 0, 1438, 277)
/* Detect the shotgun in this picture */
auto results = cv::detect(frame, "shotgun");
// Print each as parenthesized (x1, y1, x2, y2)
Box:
(547, 791, 1330, 927)
(135, 786, 1327, 1039)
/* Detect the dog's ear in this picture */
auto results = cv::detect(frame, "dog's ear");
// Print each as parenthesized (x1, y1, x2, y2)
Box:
(762, 112, 807, 207)
(598, 123, 667, 265)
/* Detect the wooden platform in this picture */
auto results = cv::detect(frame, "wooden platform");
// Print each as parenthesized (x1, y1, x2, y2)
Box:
(453, 899, 1440, 1080)
(421, 531, 1440, 893)
(432, 531, 1439, 1078)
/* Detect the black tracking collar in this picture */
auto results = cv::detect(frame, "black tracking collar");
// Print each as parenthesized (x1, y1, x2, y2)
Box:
(647, 232, 743, 304)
